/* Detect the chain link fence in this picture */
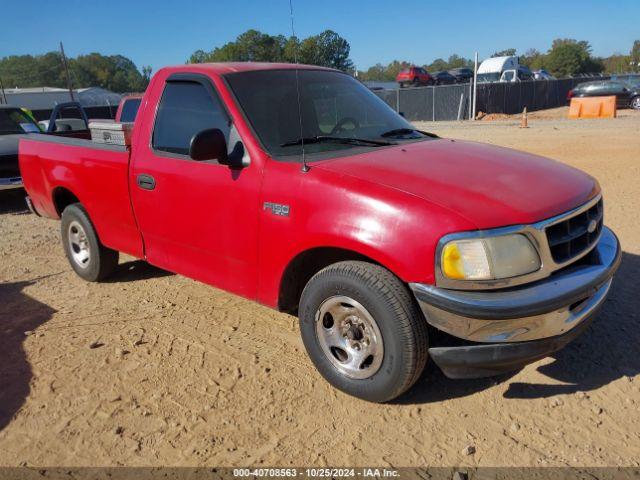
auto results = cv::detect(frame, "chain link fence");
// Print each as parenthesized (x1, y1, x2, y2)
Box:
(372, 76, 612, 121)
(475, 77, 610, 115)
(373, 84, 472, 121)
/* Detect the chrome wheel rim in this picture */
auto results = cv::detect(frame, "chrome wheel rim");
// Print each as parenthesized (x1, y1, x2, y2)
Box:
(633, 97, 640, 110)
(315, 295, 384, 379)
(68, 220, 91, 269)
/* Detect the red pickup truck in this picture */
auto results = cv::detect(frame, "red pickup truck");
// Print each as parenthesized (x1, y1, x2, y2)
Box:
(19, 63, 620, 402)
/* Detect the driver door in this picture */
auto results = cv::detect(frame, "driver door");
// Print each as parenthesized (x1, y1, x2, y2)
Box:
(129, 73, 261, 299)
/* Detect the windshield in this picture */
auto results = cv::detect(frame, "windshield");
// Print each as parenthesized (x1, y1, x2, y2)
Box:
(477, 72, 500, 83)
(0, 108, 40, 135)
(226, 69, 429, 159)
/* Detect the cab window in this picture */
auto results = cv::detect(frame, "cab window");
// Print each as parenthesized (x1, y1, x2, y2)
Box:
(152, 80, 230, 156)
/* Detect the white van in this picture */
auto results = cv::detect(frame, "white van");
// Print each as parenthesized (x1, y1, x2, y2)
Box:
(477, 56, 533, 83)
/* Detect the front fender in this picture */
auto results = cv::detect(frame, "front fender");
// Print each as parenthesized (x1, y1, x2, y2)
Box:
(256, 160, 476, 307)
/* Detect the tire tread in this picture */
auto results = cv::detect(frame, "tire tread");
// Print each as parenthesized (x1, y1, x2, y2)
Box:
(301, 260, 428, 402)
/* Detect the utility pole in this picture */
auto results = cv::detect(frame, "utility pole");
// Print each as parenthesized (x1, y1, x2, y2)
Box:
(471, 51, 478, 121)
(0, 76, 7, 104)
(60, 42, 75, 102)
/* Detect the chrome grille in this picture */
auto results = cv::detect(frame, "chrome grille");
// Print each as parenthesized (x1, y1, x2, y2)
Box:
(546, 198, 603, 263)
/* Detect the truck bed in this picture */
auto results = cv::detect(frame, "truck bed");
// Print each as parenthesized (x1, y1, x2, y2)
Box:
(19, 134, 144, 258)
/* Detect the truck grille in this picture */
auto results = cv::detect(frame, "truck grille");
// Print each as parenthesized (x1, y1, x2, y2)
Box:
(546, 198, 603, 263)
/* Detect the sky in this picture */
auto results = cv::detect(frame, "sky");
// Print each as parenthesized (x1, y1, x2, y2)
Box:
(1, 0, 638, 73)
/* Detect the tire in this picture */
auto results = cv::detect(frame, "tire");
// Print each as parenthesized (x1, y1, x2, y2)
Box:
(631, 96, 640, 110)
(299, 261, 428, 402)
(61, 203, 119, 282)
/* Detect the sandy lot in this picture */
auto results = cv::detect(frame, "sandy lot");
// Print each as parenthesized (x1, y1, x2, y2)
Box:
(1, 108, 639, 467)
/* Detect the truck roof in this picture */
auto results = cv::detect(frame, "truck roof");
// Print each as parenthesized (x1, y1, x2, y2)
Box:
(159, 62, 336, 76)
(477, 56, 518, 74)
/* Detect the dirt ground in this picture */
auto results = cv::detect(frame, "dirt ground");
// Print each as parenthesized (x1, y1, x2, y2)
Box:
(1, 108, 639, 467)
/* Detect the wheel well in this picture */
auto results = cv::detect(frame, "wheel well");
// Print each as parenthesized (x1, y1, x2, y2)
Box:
(278, 247, 380, 314)
(52, 187, 80, 216)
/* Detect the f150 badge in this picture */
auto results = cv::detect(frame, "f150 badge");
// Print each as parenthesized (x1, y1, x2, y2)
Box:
(264, 202, 290, 217)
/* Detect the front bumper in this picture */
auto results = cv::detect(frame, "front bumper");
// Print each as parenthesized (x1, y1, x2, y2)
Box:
(410, 227, 621, 378)
(0, 176, 23, 190)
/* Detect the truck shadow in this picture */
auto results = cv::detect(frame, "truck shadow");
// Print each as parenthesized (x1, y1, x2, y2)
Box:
(0, 189, 29, 215)
(0, 280, 56, 431)
(397, 251, 639, 405)
(104, 260, 174, 283)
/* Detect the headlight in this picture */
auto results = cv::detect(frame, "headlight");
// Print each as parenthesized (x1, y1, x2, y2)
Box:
(441, 234, 540, 281)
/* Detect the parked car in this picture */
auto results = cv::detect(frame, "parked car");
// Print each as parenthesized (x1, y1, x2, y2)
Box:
(0, 105, 43, 190)
(448, 67, 473, 84)
(567, 80, 640, 109)
(115, 95, 143, 123)
(396, 66, 433, 87)
(432, 71, 457, 85)
(533, 69, 556, 80)
(19, 63, 621, 402)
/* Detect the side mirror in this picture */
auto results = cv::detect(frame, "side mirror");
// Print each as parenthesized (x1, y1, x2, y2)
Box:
(189, 128, 228, 162)
(398, 111, 405, 118)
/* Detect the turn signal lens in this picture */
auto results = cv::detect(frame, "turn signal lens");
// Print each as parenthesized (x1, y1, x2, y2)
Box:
(441, 234, 540, 281)
(442, 240, 491, 280)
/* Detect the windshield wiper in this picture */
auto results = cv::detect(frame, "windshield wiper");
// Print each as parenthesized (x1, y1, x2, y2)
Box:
(380, 128, 439, 139)
(280, 135, 394, 147)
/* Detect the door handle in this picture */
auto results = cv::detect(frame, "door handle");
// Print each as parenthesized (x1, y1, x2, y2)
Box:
(136, 174, 156, 190)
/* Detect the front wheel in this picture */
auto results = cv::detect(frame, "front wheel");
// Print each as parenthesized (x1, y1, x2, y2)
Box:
(61, 203, 119, 282)
(299, 261, 428, 402)
(631, 96, 640, 110)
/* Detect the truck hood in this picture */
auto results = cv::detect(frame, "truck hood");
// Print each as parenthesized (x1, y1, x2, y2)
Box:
(314, 139, 597, 229)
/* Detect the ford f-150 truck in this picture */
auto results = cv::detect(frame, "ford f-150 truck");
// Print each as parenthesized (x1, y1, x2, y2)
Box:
(19, 63, 621, 402)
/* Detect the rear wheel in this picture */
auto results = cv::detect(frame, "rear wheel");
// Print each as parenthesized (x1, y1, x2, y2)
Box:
(631, 96, 640, 110)
(299, 261, 428, 402)
(61, 203, 118, 282)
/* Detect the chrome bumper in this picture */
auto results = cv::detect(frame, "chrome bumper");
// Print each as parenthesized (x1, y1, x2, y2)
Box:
(410, 227, 621, 344)
(0, 176, 23, 190)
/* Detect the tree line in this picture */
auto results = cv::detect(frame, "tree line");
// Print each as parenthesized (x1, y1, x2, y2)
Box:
(2, 33, 638, 92)
(0, 52, 152, 93)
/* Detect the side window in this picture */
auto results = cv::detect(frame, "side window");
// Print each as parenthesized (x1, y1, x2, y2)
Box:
(152, 80, 230, 156)
(120, 98, 141, 123)
(502, 70, 515, 82)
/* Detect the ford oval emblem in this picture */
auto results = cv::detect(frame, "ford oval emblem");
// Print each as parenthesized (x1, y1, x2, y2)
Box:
(587, 219, 597, 233)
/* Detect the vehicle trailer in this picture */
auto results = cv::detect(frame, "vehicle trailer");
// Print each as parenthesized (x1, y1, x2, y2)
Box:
(19, 62, 621, 402)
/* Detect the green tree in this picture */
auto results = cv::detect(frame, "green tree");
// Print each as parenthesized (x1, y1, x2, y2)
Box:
(602, 54, 631, 74)
(545, 39, 603, 77)
(428, 58, 448, 72)
(357, 63, 387, 81)
(631, 40, 640, 72)
(0, 52, 149, 92)
(189, 29, 353, 72)
(492, 48, 517, 57)
(298, 30, 353, 71)
(520, 49, 546, 71)
(446, 54, 472, 69)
